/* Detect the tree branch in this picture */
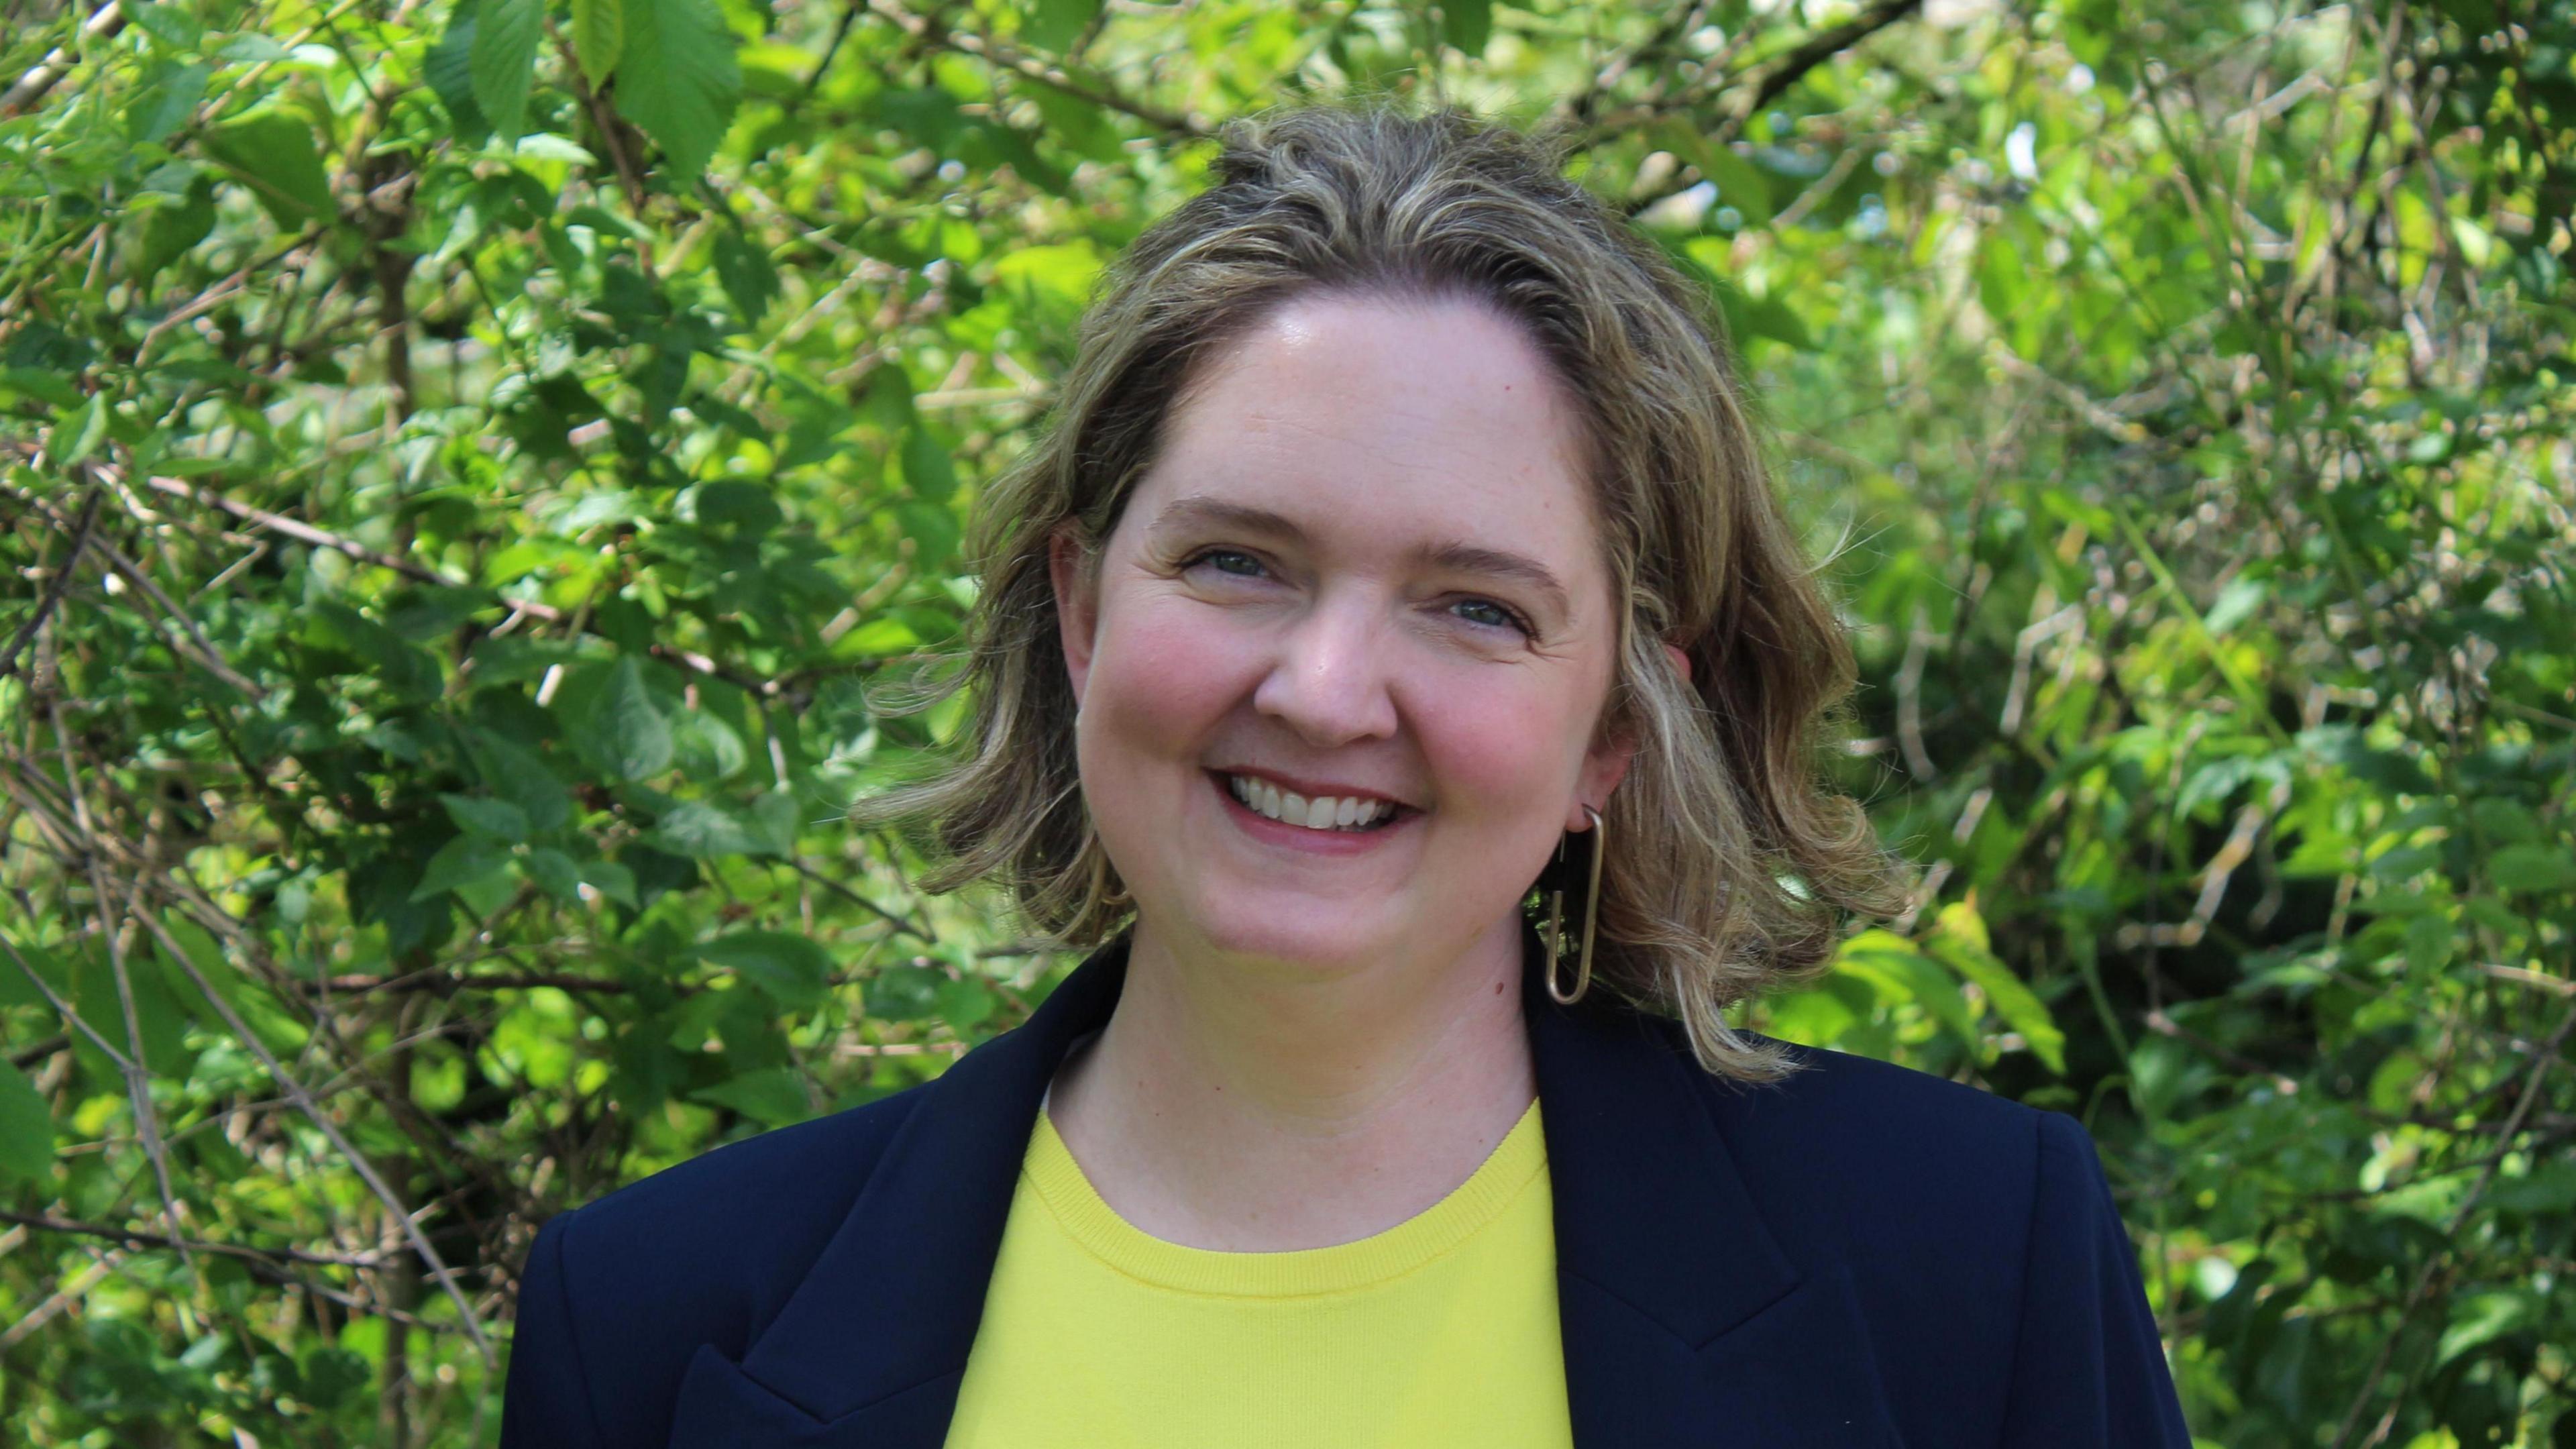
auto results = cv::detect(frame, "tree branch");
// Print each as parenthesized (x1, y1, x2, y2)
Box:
(0, 0, 126, 119)
(860, 0, 1210, 140)
(0, 1208, 398, 1270)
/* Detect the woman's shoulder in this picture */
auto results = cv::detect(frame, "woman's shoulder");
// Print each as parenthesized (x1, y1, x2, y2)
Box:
(526, 1080, 936, 1355)
(1650, 1016, 2116, 1250)
(1720, 1027, 2065, 1151)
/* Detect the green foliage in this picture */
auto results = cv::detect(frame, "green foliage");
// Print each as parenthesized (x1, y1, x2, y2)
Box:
(1, 0, 2569, 1444)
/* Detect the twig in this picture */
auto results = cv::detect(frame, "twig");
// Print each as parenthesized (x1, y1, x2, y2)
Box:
(1620, 0, 1925, 216)
(861, 0, 1208, 139)
(0, 474, 260, 694)
(2325, 1000, 2576, 1448)
(48, 701, 197, 1279)
(0, 479, 101, 684)
(0, 1209, 397, 1270)
(13, 451, 775, 695)
(291, 970, 646, 996)
(0, 0, 126, 119)
(133, 910, 497, 1370)
(2481, 964, 2575, 998)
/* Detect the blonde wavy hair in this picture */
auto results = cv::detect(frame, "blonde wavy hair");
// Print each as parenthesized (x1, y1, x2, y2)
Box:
(851, 99, 1912, 1082)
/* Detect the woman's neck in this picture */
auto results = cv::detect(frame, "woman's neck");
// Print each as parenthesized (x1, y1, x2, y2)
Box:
(1043, 911, 1537, 1252)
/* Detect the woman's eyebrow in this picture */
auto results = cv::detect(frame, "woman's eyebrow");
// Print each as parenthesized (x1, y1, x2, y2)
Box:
(1412, 540, 1572, 623)
(1148, 496, 1573, 621)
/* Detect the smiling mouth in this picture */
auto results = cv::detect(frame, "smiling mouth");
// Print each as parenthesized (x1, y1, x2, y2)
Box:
(1209, 770, 1411, 833)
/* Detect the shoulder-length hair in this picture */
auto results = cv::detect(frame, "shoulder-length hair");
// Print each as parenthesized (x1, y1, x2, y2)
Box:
(851, 99, 1912, 1082)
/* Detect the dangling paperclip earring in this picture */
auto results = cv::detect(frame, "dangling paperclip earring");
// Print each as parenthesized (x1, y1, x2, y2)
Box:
(1543, 804, 1605, 1006)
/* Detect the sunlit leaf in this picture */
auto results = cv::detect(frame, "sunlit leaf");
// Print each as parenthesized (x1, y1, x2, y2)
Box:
(614, 0, 741, 178)
(572, 0, 625, 85)
(0, 1063, 54, 1184)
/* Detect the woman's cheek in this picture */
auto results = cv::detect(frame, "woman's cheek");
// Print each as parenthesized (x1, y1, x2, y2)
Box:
(1090, 605, 1254, 749)
(1408, 684, 1576, 812)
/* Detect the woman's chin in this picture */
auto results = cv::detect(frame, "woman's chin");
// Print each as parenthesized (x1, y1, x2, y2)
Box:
(1165, 898, 1397, 977)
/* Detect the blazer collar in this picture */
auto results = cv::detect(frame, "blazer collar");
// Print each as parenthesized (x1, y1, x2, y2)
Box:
(665, 919, 1903, 1448)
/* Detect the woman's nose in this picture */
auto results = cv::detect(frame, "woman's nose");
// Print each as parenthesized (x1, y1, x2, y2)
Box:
(1250, 592, 1399, 746)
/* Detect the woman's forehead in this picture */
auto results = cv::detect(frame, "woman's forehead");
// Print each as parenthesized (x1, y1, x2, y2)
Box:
(1172, 290, 1582, 449)
(1132, 296, 1599, 551)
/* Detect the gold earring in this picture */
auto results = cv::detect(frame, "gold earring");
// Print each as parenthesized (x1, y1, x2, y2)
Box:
(1544, 804, 1605, 1006)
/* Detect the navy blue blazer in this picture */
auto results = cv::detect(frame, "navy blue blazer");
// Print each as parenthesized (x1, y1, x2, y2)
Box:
(500, 918, 2192, 1448)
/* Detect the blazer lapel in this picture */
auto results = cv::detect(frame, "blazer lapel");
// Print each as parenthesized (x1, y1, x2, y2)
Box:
(1525, 915, 1907, 1447)
(665, 932, 1133, 1448)
(665, 918, 1904, 1448)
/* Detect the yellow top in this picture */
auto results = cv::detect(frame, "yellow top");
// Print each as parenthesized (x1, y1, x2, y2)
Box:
(943, 1097, 1574, 1448)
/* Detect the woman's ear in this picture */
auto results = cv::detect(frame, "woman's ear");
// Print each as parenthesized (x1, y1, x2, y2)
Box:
(1574, 735, 1640, 833)
(1049, 524, 1100, 706)
(1573, 640, 1693, 831)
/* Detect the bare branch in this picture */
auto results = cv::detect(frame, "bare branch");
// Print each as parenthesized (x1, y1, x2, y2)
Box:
(0, 0, 126, 119)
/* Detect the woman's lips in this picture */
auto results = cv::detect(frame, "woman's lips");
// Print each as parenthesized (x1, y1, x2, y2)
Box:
(1207, 769, 1418, 855)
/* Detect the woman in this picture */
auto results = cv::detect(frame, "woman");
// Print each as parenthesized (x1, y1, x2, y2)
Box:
(500, 103, 2192, 1448)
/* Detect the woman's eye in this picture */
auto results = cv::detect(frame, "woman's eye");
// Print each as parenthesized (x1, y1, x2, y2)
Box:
(1453, 598, 1534, 637)
(1183, 549, 1531, 639)
(1185, 547, 1267, 578)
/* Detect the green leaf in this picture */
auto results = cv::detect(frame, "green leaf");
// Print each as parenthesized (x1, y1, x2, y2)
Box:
(894, 500, 960, 572)
(1925, 905, 2067, 1074)
(409, 836, 510, 903)
(2489, 1160, 2576, 1218)
(383, 584, 493, 642)
(747, 791, 803, 856)
(521, 847, 582, 900)
(592, 656, 675, 782)
(1020, 0, 1100, 52)
(936, 977, 996, 1032)
(991, 241, 1104, 322)
(712, 228, 779, 327)
(125, 58, 209, 146)
(0, 936, 54, 1008)
(571, 0, 625, 84)
(692, 480, 782, 535)
(1658, 121, 1770, 225)
(425, 9, 492, 140)
(2434, 1291, 2533, 1369)
(900, 425, 956, 499)
(440, 793, 531, 843)
(301, 1346, 371, 1411)
(2489, 843, 2576, 894)
(688, 1067, 810, 1126)
(1836, 929, 1977, 1045)
(839, 616, 918, 657)
(468, 730, 572, 833)
(200, 110, 334, 229)
(2469, 798, 2540, 845)
(613, 0, 743, 180)
(470, 0, 545, 143)
(696, 931, 832, 1008)
(579, 858, 639, 908)
(0, 1062, 54, 1184)
(124, 2, 206, 50)
(57, 394, 110, 468)
(135, 172, 218, 286)
(865, 964, 943, 1021)
(649, 800, 766, 857)
(1441, 0, 1491, 54)
(672, 709, 748, 782)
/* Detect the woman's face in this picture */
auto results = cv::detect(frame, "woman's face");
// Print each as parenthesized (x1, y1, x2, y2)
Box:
(1051, 290, 1646, 981)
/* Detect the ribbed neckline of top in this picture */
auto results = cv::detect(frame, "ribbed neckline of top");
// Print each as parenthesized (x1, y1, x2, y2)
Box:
(1022, 1099, 1548, 1299)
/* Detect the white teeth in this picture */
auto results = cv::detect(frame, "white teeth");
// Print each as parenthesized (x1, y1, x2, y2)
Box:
(1225, 775, 1393, 831)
